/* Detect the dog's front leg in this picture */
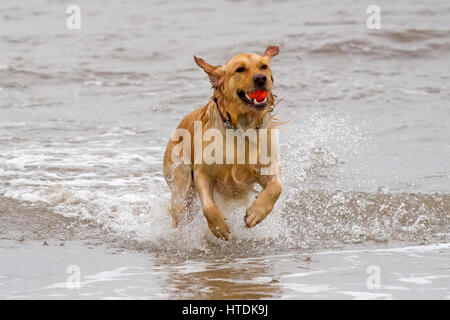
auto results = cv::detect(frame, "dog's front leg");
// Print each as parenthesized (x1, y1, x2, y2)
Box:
(194, 170, 230, 240)
(245, 167, 282, 228)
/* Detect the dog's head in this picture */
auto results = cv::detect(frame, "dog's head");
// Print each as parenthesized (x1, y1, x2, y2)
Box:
(194, 46, 279, 116)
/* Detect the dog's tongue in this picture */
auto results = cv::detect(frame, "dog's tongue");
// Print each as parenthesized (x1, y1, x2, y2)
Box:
(248, 89, 267, 102)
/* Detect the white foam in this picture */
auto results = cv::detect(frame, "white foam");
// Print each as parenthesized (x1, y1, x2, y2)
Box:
(46, 266, 157, 289)
(281, 283, 331, 294)
(314, 243, 450, 256)
(339, 291, 393, 300)
(280, 270, 327, 278)
(397, 275, 450, 285)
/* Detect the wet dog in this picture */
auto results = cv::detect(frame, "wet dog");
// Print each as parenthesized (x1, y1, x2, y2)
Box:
(163, 46, 282, 240)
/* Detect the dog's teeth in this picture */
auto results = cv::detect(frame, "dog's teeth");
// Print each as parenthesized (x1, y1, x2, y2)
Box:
(253, 99, 257, 104)
(245, 93, 251, 100)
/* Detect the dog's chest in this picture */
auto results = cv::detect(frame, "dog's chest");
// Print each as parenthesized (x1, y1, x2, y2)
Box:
(214, 165, 258, 198)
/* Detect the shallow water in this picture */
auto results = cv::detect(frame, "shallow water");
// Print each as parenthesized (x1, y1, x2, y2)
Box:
(1, 240, 449, 299)
(0, 0, 449, 299)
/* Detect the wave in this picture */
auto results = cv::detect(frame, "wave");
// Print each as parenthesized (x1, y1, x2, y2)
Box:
(309, 31, 450, 58)
(0, 65, 150, 89)
(0, 112, 447, 258)
(1, 187, 448, 259)
(369, 29, 450, 43)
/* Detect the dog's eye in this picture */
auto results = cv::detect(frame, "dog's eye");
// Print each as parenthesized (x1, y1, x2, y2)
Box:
(235, 67, 245, 73)
(261, 64, 267, 70)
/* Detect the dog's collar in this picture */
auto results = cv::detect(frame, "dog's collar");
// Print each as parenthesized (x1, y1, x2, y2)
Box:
(214, 97, 268, 130)
(214, 97, 235, 129)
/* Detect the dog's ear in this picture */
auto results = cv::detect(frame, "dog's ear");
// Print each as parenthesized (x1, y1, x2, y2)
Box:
(263, 46, 279, 59)
(194, 56, 225, 89)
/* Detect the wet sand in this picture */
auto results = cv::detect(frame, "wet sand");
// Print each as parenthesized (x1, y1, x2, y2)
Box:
(1, 239, 449, 299)
(1, 196, 448, 299)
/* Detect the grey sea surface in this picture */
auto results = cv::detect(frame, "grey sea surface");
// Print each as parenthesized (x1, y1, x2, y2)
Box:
(0, 0, 449, 299)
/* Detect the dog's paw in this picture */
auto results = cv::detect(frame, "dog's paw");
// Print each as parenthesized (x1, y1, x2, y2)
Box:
(245, 203, 269, 228)
(207, 215, 230, 240)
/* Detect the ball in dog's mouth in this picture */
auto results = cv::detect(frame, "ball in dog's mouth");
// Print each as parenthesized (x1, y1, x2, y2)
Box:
(237, 90, 268, 109)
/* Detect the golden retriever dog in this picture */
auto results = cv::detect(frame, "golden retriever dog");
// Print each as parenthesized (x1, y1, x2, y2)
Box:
(163, 46, 282, 240)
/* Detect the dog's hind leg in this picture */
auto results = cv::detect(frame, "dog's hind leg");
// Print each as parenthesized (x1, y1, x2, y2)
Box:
(168, 164, 194, 228)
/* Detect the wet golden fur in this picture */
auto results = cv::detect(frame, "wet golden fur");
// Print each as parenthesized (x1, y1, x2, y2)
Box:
(163, 46, 282, 240)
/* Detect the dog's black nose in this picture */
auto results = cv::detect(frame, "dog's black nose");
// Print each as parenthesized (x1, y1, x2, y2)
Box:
(253, 74, 267, 87)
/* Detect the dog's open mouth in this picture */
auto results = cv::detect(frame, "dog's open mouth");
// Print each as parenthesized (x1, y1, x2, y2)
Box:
(237, 90, 268, 109)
